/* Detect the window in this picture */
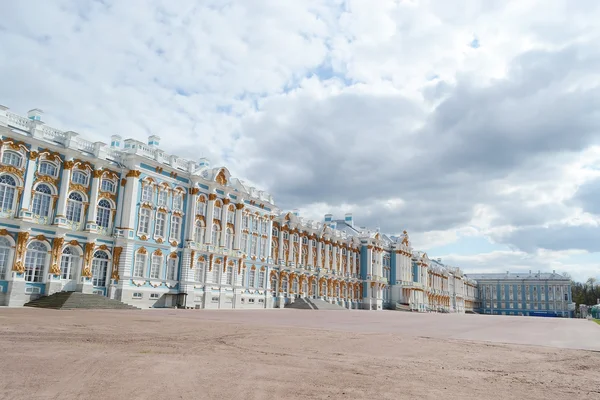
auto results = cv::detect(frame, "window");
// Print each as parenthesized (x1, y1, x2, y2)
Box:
(72, 170, 88, 185)
(91, 251, 109, 287)
(2, 151, 22, 167)
(226, 264, 233, 285)
(38, 161, 57, 177)
(0, 237, 11, 280)
(224, 228, 233, 249)
(257, 269, 265, 288)
(281, 277, 289, 296)
(24, 241, 47, 282)
(60, 246, 79, 280)
(261, 238, 267, 258)
(141, 185, 153, 202)
(251, 236, 258, 255)
(138, 208, 151, 236)
(194, 220, 205, 244)
(0, 175, 17, 211)
(150, 293, 160, 299)
(173, 193, 183, 210)
(133, 252, 146, 277)
(155, 212, 166, 238)
(212, 263, 219, 283)
(170, 216, 181, 241)
(150, 254, 161, 279)
(243, 215, 249, 229)
(227, 208, 234, 224)
(241, 234, 249, 253)
(32, 184, 52, 217)
(211, 224, 220, 245)
(292, 279, 298, 294)
(197, 197, 206, 215)
(195, 258, 205, 282)
(132, 292, 142, 299)
(167, 256, 177, 280)
(272, 228, 278, 237)
(101, 179, 115, 193)
(66, 192, 84, 223)
(214, 202, 222, 220)
(96, 199, 112, 228)
(157, 190, 168, 206)
(248, 268, 256, 287)
(262, 222, 268, 235)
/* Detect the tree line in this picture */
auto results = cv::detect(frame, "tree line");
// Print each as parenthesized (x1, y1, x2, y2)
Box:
(570, 277, 600, 308)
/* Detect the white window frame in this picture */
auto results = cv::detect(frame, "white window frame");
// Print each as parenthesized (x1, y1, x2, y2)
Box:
(154, 212, 167, 238)
(137, 208, 152, 236)
(133, 252, 146, 278)
(150, 254, 162, 279)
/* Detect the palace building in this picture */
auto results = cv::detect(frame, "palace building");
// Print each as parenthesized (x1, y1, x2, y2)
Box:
(0, 105, 558, 315)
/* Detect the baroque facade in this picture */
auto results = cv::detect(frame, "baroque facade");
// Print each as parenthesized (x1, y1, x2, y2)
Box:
(0, 106, 480, 311)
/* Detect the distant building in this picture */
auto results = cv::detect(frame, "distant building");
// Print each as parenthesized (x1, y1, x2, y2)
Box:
(466, 271, 573, 318)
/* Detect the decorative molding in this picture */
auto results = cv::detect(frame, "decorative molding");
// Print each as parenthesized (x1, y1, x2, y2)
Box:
(126, 170, 141, 178)
(111, 247, 123, 280)
(208, 193, 217, 201)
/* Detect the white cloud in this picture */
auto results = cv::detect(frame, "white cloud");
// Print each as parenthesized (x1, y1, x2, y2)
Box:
(2, 0, 600, 281)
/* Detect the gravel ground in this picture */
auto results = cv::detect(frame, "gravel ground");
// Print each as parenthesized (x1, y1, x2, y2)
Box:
(0, 308, 599, 400)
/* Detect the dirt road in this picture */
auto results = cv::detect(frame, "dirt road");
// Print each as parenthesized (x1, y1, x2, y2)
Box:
(0, 308, 598, 400)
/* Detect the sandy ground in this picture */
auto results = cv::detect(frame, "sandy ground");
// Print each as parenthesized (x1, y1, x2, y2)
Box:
(0, 309, 599, 400)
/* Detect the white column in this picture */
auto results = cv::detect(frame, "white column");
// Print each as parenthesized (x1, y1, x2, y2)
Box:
(87, 170, 102, 225)
(266, 218, 273, 261)
(205, 194, 216, 244)
(19, 152, 37, 214)
(307, 238, 313, 267)
(277, 229, 284, 262)
(119, 170, 140, 231)
(332, 245, 337, 272)
(220, 199, 230, 247)
(288, 233, 294, 265)
(316, 240, 322, 268)
(324, 243, 330, 271)
(55, 159, 73, 218)
(184, 189, 199, 240)
(346, 249, 350, 275)
(233, 203, 243, 249)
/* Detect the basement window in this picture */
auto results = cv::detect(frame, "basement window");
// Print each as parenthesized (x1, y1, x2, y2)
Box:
(150, 293, 160, 299)
(132, 292, 143, 299)
(25, 287, 41, 294)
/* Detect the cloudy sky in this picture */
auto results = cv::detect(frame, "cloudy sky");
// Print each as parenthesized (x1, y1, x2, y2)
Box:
(2, 0, 600, 281)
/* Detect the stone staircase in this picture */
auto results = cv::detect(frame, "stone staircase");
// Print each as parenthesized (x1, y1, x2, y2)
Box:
(24, 291, 140, 310)
(285, 298, 347, 310)
(395, 302, 413, 312)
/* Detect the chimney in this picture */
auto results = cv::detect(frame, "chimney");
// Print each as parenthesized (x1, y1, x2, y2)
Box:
(324, 213, 332, 222)
(27, 108, 43, 121)
(148, 135, 161, 147)
(344, 213, 353, 227)
(110, 135, 122, 148)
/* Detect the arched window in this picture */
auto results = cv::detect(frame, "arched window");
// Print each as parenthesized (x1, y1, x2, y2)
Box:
(248, 267, 256, 287)
(173, 193, 183, 210)
(100, 179, 115, 193)
(32, 184, 52, 218)
(194, 220, 205, 244)
(281, 276, 289, 297)
(271, 239, 278, 260)
(211, 224, 220, 245)
(195, 257, 206, 282)
(212, 261, 220, 283)
(272, 228, 278, 237)
(224, 228, 233, 249)
(258, 269, 265, 289)
(141, 185, 153, 202)
(0, 237, 11, 280)
(251, 235, 258, 255)
(133, 250, 146, 277)
(91, 251, 109, 287)
(170, 215, 182, 241)
(225, 264, 233, 285)
(72, 170, 89, 185)
(197, 196, 206, 215)
(0, 175, 17, 211)
(270, 275, 277, 294)
(292, 278, 298, 294)
(150, 253, 162, 279)
(167, 256, 178, 280)
(2, 151, 22, 167)
(38, 161, 57, 177)
(137, 208, 151, 236)
(302, 280, 308, 296)
(311, 280, 317, 297)
(157, 189, 168, 206)
(154, 212, 167, 238)
(96, 199, 112, 228)
(66, 192, 84, 223)
(243, 215, 249, 229)
(260, 238, 267, 258)
(24, 241, 47, 282)
(241, 234, 249, 253)
(227, 205, 235, 224)
(214, 201, 222, 220)
(60, 246, 79, 280)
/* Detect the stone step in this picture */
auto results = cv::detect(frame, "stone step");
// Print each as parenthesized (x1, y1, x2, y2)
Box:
(24, 292, 140, 310)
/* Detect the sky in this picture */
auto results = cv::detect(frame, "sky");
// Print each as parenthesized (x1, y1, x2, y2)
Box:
(1, 0, 600, 282)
